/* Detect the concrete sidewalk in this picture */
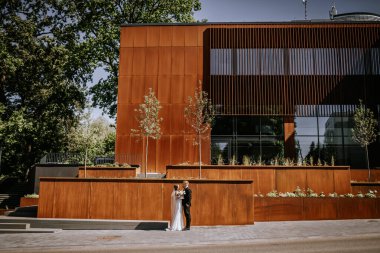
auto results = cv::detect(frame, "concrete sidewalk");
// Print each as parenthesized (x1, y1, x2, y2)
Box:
(0, 219, 379, 252)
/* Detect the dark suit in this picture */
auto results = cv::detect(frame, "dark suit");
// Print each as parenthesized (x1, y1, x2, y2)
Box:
(182, 187, 192, 229)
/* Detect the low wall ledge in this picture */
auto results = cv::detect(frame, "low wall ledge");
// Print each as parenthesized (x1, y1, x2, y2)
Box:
(39, 177, 254, 184)
(166, 165, 350, 170)
(78, 166, 137, 170)
(351, 182, 380, 186)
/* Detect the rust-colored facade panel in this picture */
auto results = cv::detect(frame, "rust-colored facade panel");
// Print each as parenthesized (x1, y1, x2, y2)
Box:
(159, 104, 171, 133)
(156, 135, 171, 172)
(115, 134, 129, 155)
(197, 26, 206, 46)
(117, 76, 132, 104)
(132, 48, 146, 75)
(170, 75, 184, 104)
(185, 26, 198, 46)
(171, 47, 185, 75)
(197, 46, 203, 75)
(117, 23, 380, 172)
(157, 76, 171, 104)
(131, 76, 145, 104)
(145, 47, 159, 75)
(147, 26, 160, 47)
(184, 75, 197, 102)
(159, 26, 173, 46)
(144, 75, 158, 94)
(170, 135, 185, 165)
(170, 104, 185, 134)
(172, 26, 185, 46)
(120, 26, 135, 47)
(158, 47, 172, 75)
(119, 48, 133, 76)
(183, 135, 197, 163)
(184, 47, 198, 75)
(115, 103, 131, 135)
(133, 27, 147, 47)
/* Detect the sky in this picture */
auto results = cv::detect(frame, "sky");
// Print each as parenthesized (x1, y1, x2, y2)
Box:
(194, 0, 380, 22)
(92, 0, 380, 123)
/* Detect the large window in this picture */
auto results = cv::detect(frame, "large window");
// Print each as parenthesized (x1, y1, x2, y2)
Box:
(210, 48, 380, 76)
(211, 116, 284, 164)
(295, 105, 366, 167)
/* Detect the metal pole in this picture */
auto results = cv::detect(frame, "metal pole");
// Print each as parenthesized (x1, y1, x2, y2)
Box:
(302, 0, 308, 20)
(0, 147, 2, 175)
(84, 148, 87, 178)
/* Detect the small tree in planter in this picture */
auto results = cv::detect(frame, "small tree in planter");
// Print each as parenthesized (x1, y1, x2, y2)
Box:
(184, 84, 215, 178)
(352, 100, 378, 181)
(131, 88, 162, 178)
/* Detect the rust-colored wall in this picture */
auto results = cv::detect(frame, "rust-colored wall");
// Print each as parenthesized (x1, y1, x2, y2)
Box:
(351, 182, 380, 194)
(37, 177, 254, 226)
(166, 165, 351, 194)
(254, 197, 380, 221)
(77, 167, 138, 178)
(350, 169, 380, 182)
(116, 23, 380, 173)
(117, 25, 209, 173)
(20, 197, 39, 207)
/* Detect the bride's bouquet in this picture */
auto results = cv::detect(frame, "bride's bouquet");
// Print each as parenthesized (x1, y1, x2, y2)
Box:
(176, 190, 185, 200)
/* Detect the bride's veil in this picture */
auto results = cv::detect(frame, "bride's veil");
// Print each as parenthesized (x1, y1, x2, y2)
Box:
(171, 190, 176, 222)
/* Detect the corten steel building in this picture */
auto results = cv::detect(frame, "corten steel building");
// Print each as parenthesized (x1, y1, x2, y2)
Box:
(116, 15, 380, 173)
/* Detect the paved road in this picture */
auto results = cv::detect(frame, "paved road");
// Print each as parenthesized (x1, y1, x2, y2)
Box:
(1, 219, 380, 252)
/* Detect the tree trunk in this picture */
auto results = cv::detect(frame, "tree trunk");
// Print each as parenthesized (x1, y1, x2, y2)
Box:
(145, 137, 148, 178)
(365, 145, 370, 181)
(84, 148, 88, 178)
(198, 132, 201, 179)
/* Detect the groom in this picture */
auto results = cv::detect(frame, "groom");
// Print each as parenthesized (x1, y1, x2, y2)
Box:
(182, 181, 192, 230)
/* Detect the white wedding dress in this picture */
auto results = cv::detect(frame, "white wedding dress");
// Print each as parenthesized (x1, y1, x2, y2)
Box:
(169, 190, 184, 231)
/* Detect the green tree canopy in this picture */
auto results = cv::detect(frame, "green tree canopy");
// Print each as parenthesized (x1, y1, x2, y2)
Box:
(352, 100, 378, 176)
(71, 0, 202, 117)
(0, 0, 201, 177)
(0, 0, 92, 176)
(67, 112, 115, 161)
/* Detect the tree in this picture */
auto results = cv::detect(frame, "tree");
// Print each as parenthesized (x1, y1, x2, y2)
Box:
(63, 0, 202, 117)
(0, 0, 93, 177)
(0, 0, 201, 177)
(131, 88, 162, 177)
(184, 85, 215, 178)
(352, 100, 378, 181)
(67, 112, 115, 161)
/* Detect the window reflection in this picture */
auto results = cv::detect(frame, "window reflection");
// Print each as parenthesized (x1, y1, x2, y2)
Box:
(211, 116, 284, 164)
(210, 48, 380, 76)
(295, 105, 367, 167)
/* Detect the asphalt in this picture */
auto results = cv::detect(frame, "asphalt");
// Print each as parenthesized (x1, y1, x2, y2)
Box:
(0, 219, 379, 253)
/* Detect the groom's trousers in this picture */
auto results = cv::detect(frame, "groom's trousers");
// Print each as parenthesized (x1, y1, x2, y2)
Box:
(184, 205, 191, 229)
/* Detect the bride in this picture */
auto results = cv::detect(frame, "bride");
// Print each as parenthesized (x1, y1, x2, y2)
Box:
(168, 184, 184, 231)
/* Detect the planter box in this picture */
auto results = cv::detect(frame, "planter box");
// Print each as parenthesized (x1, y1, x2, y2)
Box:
(254, 197, 380, 221)
(167, 165, 351, 195)
(20, 197, 39, 207)
(255, 197, 303, 221)
(38, 177, 254, 226)
(78, 166, 139, 178)
(351, 182, 380, 194)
